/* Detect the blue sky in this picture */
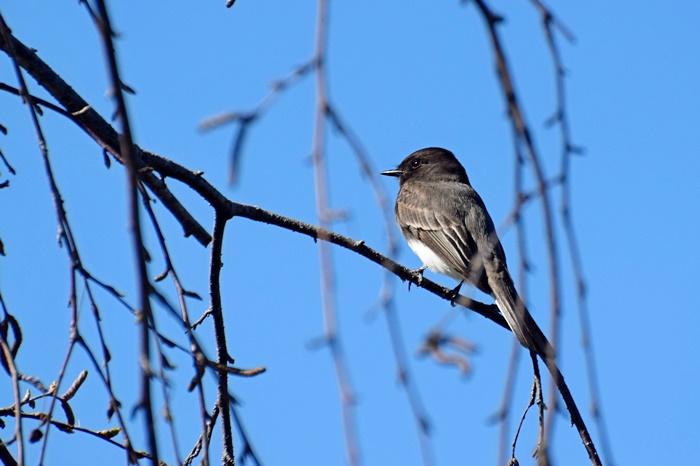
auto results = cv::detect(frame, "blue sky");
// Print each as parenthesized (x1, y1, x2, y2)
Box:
(1, 1, 699, 465)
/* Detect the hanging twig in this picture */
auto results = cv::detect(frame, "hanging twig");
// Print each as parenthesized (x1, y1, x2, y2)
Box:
(208, 212, 235, 464)
(528, 2, 615, 464)
(91, 1, 160, 462)
(310, 1, 361, 463)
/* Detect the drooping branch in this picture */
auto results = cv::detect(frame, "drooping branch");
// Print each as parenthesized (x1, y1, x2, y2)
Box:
(0, 16, 601, 463)
(470, 0, 562, 367)
(90, 1, 160, 462)
(0, 17, 504, 326)
(468, 1, 601, 463)
(529, 1, 615, 464)
(0, 13, 143, 464)
(208, 212, 235, 464)
(310, 1, 361, 463)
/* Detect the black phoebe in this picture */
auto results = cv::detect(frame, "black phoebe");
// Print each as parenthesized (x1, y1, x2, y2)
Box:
(382, 147, 553, 359)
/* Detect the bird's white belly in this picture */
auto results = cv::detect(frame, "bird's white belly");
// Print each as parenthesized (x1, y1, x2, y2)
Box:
(406, 238, 463, 281)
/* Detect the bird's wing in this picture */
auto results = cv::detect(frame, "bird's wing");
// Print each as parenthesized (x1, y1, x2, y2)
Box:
(397, 180, 554, 359)
(396, 182, 490, 292)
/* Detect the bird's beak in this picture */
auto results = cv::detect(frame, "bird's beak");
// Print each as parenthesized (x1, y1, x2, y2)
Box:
(381, 169, 403, 177)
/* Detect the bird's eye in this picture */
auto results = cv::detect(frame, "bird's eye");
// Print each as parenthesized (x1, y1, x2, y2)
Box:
(411, 159, 421, 168)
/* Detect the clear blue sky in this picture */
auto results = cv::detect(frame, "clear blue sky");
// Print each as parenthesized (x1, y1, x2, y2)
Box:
(1, 1, 699, 465)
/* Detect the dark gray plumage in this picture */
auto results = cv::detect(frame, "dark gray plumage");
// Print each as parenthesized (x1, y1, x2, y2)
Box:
(382, 147, 553, 360)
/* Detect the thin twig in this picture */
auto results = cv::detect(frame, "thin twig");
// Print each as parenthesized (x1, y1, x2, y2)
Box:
(199, 59, 315, 185)
(529, 2, 615, 464)
(0, 25, 140, 459)
(497, 127, 529, 466)
(140, 186, 214, 466)
(0, 297, 19, 466)
(311, 1, 360, 463)
(530, 351, 547, 462)
(209, 212, 235, 464)
(91, 1, 160, 462)
(507, 352, 545, 465)
(328, 97, 435, 464)
(184, 402, 219, 466)
(0, 339, 23, 465)
(5, 412, 159, 464)
(495, 339, 521, 466)
(0, 14, 82, 464)
(469, 1, 600, 463)
(471, 0, 562, 382)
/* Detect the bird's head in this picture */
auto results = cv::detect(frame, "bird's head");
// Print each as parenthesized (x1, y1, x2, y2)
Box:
(381, 147, 470, 185)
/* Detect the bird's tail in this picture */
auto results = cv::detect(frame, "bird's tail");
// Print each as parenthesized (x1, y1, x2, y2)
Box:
(489, 273, 602, 464)
(490, 274, 555, 363)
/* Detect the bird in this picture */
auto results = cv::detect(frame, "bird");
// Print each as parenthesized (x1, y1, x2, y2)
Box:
(381, 147, 554, 360)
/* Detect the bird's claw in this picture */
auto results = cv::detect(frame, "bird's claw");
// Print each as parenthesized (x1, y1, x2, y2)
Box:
(448, 281, 464, 307)
(408, 266, 427, 291)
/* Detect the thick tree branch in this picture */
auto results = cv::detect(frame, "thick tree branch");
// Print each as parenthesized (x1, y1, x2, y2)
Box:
(0, 23, 502, 326)
(0, 27, 211, 246)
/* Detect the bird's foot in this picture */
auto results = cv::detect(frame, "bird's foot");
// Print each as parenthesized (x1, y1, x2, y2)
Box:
(408, 266, 427, 290)
(448, 281, 464, 307)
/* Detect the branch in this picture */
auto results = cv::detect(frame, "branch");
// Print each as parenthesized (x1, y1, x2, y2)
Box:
(0, 26, 211, 246)
(7, 412, 159, 465)
(0, 12, 600, 463)
(529, 1, 616, 464)
(91, 2, 159, 462)
(199, 58, 315, 186)
(209, 212, 235, 464)
(310, 2, 361, 463)
(469, 1, 600, 463)
(0, 339, 23, 465)
(0, 19, 503, 328)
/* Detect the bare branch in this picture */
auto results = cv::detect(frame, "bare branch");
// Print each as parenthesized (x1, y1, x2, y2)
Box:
(0, 339, 23, 465)
(90, 1, 160, 462)
(529, 2, 615, 464)
(0, 6, 604, 464)
(468, 1, 600, 463)
(208, 212, 235, 465)
(310, 2, 361, 463)
(0, 27, 211, 246)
